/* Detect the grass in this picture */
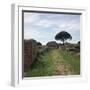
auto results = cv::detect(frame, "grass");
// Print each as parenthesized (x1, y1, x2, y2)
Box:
(24, 48, 80, 77)
(60, 50, 80, 74)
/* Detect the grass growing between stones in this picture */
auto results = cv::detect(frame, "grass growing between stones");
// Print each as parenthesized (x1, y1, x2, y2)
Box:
(25, 49, 80, 77)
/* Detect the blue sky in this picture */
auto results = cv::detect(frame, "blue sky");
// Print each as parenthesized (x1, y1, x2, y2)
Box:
(24, 12, 80, 45)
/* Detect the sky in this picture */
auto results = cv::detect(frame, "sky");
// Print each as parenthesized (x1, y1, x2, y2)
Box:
(24, 12, 80, 45)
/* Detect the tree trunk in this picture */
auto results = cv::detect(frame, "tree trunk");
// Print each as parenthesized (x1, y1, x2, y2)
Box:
(63, 40, 64, 45)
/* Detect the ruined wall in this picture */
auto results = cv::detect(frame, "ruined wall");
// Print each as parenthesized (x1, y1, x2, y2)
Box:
(24, 39, 37, 72)
(24, 40, 32, 72)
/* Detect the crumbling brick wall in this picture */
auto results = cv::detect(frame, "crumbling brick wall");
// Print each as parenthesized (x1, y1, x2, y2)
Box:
(24, 39, 37, 72)
(24, 40, 32, 72)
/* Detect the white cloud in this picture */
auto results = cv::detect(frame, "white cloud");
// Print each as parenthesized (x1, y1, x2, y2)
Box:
(35, 19, 52, 28)
(24, 13, 40, 24)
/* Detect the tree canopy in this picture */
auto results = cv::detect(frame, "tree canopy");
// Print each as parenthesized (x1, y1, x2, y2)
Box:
(37, 42, 42, 46)
(55, 31, 72, 45)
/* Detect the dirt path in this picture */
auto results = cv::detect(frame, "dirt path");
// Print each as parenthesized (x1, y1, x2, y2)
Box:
(50, 49, 73, 75)
(25, 48, 79, 77)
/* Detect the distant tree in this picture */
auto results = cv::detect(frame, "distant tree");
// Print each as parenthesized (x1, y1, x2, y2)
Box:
(37, 42, 42, 46)
(77, 41, 80, 44)
(55, 31, 72, 45)
(46, 41, 58, 48)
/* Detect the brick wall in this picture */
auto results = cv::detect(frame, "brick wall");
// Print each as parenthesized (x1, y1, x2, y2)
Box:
(24, 39, 37, 72)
